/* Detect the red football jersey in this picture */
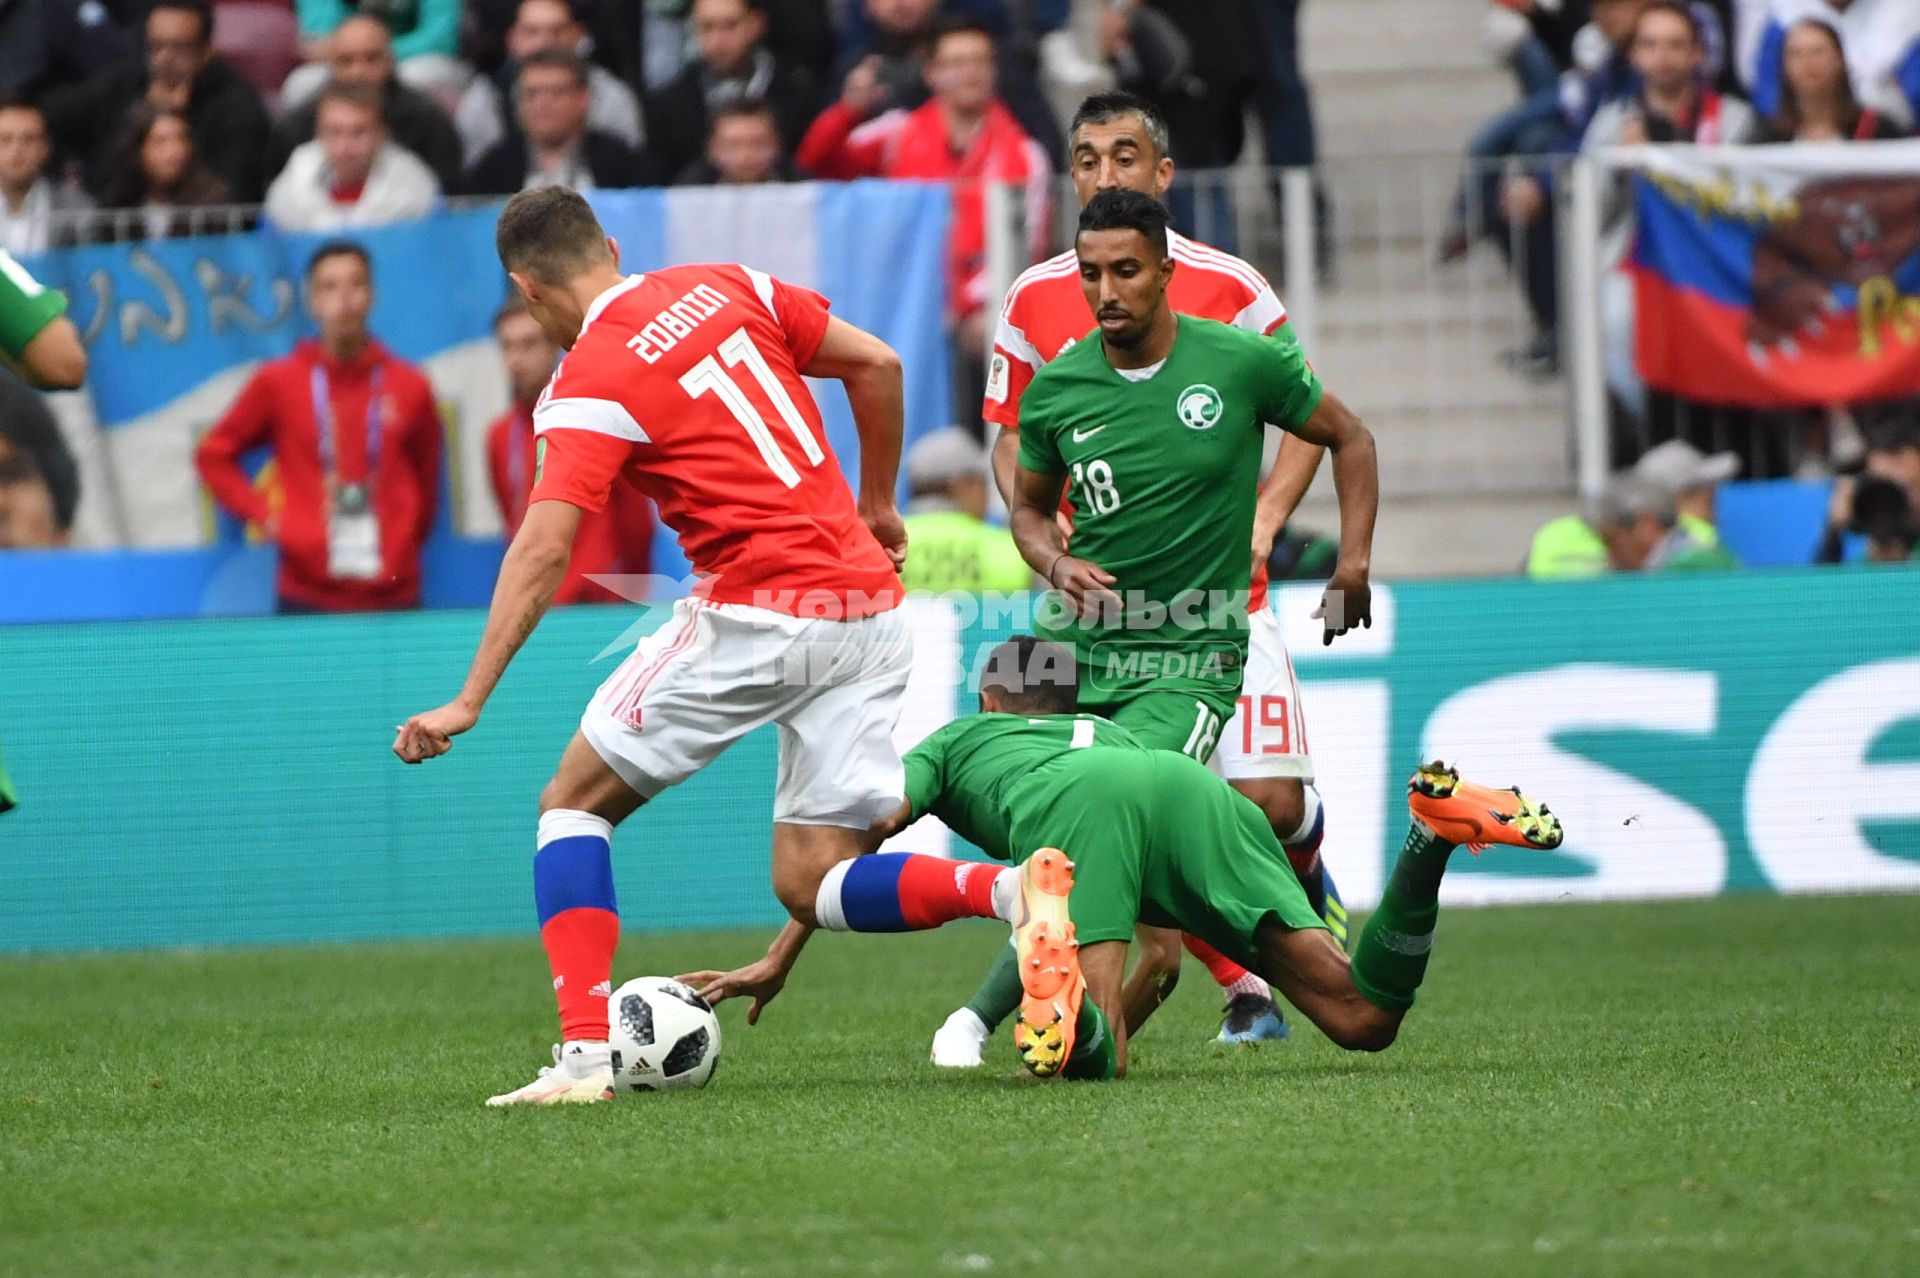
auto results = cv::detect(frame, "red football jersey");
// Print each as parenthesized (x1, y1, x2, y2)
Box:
(984, 231, 1291, 610)
(529, 264, 900, 617)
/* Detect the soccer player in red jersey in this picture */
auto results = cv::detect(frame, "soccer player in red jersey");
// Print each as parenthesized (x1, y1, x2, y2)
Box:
(394, 188, 1035, 1104)
(930, 90, 1348, 1064)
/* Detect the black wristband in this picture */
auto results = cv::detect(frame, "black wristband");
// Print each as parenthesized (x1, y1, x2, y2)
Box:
(1046, 553, 1069, 586)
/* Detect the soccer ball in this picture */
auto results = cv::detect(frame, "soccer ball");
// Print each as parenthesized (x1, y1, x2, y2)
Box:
(607, 976, 723, 1092)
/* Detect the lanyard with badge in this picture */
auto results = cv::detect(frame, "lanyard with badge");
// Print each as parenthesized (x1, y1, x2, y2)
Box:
(312, 363, 384, 580)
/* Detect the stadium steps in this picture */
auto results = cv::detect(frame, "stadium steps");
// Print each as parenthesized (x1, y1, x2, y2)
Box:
(1285, 0, 1574, 570)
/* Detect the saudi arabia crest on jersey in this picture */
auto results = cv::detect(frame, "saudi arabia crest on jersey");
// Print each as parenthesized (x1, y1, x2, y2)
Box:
(1177, 384, 1224, 431)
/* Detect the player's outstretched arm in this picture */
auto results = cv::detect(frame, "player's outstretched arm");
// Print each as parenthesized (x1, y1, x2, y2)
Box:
(805, 315, 907, 567)
(1010, 462, 1116, 612)
(679, 917, 816, 1025)
(10, 316, 87, 390)
(392, 499, 583, 763)
(1289, 390, 1378, 645)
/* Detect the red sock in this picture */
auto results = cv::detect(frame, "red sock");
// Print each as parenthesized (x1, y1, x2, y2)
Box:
(893, 855, 1008, 929)
(1183, 934, 1253, 987)
(819, 853, 1010, 931)
(541, 907, 620, 1041)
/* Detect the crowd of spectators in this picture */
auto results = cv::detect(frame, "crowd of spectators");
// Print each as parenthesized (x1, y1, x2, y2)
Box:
(6, 0, 1913, 582)
(1526, 411, 1920, 577)
(0, 0, 1338, 601)
(1449, 0, 1920, 382)
(0, 0, 1325, 424)
(0, 0, 1321, 242)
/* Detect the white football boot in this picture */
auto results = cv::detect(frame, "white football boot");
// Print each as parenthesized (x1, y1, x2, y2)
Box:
(929, 1007, 990, 1068)
(486, 1041, 615, 1106)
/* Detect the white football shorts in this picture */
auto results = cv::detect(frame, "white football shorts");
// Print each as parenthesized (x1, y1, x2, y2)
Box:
(580, 598, 912, 828)
(1211, 605, 1315, 783)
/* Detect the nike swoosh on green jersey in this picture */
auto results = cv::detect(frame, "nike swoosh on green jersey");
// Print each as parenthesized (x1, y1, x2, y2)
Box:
(1070, 424, 1109, 443)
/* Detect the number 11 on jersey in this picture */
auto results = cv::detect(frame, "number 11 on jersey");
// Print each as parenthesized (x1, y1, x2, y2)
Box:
(679, 326, 824, 488)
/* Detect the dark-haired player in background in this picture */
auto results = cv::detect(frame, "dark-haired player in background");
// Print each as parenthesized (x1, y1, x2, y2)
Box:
(932, 91, 1357, 1065)
(485, 295, 656, 603)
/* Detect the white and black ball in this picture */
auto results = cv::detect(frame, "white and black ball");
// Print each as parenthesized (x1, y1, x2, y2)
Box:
(607, 976, 722, 1092)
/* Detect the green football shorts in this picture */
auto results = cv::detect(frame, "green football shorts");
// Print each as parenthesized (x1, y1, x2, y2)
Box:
(1078, 686, 1238, 761)
(1007, 749, 1323, 966)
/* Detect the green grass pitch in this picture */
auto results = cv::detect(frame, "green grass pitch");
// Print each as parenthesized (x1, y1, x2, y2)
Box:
(3, 893, 1917, 1277)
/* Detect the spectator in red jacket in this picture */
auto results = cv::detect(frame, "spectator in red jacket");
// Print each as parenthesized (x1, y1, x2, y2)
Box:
(797, 16, 1049, 418)
(195, 241, 443, 612)
(485, 296, 653, 604)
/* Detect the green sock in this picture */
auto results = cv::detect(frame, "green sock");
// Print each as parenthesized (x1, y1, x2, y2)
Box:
(1350, 820, 1456, 1012)
(965, 940, 1024, 1031)
(1063, 999, 1118, 1081)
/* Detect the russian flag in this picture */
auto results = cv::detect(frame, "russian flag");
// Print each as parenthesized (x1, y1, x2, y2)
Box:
(1625, 142, 1920, 407)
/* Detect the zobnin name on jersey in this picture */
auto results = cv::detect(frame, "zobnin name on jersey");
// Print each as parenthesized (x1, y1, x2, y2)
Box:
(625, 283, 731, 364)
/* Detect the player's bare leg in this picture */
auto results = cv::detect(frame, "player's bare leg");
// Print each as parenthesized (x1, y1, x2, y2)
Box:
(1252, 924, 1401, 1052)
(770, 822, 883, 927)
(1202, 775, 1342, 1042)
(539, 730, 648, 824)
(490, 733, 648, 1106)
(1119, 923, 1182, 1036)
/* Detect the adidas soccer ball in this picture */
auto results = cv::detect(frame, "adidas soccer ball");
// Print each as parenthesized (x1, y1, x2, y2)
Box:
(608, 976, 723, 1092)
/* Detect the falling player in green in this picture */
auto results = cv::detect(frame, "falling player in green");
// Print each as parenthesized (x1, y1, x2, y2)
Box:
(1013, 190, 1378, 766)
(686, 636, 1567, 1079)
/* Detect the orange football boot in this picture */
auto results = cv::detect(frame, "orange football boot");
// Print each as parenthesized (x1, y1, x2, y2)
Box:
(1011, 848, 1083, 1078)
(1406, 760, 1565, 853)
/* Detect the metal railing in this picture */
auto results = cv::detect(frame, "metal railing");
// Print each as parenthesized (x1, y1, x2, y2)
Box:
(33, 195, 510, 246)
(31, 167, 1586, 510)
(991, 159, 1579, 500)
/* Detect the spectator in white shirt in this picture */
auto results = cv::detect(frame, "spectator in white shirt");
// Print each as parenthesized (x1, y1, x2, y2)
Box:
(0, 100, 92, 255)
(265, 82, 441, 231)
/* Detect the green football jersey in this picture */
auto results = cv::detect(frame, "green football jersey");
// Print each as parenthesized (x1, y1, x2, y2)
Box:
(1016, 315, 1323, 699)
(903, 712, 1150, 860)
(0, 249, 68, 362)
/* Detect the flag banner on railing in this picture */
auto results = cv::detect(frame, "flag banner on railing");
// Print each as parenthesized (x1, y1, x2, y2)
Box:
(24, 181, 952, 551)
(1626, 140, 1920, 408)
